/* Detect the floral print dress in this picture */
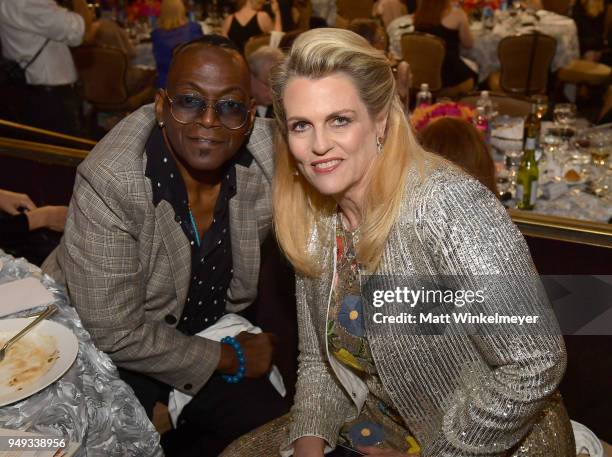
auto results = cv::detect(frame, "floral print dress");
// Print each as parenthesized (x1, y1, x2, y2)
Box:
(327, 215, 420, 454)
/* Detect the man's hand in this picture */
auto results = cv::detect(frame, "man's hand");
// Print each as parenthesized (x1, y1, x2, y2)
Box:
(293, 436, 325, 457)
(26, 206, 69, 232)
(217, 331, 277, 378)
(357, 446, 420, 457)
(0, 189, 36, 215)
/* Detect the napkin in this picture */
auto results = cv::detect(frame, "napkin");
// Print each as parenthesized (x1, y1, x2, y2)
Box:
(0, 278, 54, 318)
(167, 314, 287, 427)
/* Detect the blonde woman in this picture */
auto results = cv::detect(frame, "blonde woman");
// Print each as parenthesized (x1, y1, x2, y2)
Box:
(151, 0, 203, 87)
(222, 28, 574, 457)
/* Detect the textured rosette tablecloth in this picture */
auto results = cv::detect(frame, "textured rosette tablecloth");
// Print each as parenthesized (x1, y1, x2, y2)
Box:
(0, 251, 163, 457)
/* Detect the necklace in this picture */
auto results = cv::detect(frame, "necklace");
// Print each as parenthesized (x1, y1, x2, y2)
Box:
(187, 207, 201, 248)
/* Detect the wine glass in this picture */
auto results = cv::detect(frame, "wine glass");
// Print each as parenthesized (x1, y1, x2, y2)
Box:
(504, 148, 523, 195)
(553, 103, 577, 141)
(531, 94, 548, 120)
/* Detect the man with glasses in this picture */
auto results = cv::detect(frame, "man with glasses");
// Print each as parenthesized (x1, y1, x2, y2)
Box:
(43, 35, 289, 456)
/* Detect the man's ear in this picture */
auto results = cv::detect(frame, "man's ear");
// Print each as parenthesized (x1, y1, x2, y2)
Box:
(247, 97, 257, 131)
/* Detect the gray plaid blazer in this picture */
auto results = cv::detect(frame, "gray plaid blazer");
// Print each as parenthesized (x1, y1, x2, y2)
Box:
(43, 105, 274, 395)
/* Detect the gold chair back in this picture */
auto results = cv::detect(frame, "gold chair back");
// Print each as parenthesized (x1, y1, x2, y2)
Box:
(541, 0, 572, 15)
(401, 32, 446, 92)
(498, 33, 556, 96)
(72, 45, 129, 106)
(337, 0, 374, 21)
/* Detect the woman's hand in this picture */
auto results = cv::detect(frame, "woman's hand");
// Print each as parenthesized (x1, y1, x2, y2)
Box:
(26, 206, 69, 232)
(270, 0, 280, 17)
(217, 331, 278, 378)
(357, 446, 420, 457)
(293, 436, 325, 457)
(0, 189, 36, 215)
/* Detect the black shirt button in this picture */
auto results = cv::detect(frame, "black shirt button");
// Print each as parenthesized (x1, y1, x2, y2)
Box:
(174, 214, 181, 223)
(184, 383, 193, 390)
(165, 314, 177, 325)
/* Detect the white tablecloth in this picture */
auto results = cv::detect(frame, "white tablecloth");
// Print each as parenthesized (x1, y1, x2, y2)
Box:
(463, 10, 580, 82)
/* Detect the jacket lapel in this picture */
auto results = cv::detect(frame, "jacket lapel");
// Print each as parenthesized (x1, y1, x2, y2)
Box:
(156, 199, 191, 310)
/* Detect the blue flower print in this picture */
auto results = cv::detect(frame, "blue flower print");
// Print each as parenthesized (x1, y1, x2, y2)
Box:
(338, 294, 365, 337)
(347, 420, 384, 447)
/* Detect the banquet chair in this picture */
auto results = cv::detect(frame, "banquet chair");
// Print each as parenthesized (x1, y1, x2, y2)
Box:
(294, 0, 312, 31)
(459, 92, 532, 117)
(71, 44, 155, 125)
(337, 0, 374, 24)
(490, 32, 556, 96)
(244, 34, 271, 58)
(401, 32, 446, 93)
(541, 0, 572, 16)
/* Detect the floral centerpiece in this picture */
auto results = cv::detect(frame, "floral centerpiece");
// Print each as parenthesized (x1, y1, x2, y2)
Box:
(411, 102, 475, 131)
(461, 0, 501, 13)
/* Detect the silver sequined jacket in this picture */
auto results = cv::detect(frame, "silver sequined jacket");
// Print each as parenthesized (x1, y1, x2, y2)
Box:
(286, 163, 573, 457)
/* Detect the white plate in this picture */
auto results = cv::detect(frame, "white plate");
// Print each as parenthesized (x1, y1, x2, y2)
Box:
(0, 318, 78, 407)
(572, 420, 604, 457)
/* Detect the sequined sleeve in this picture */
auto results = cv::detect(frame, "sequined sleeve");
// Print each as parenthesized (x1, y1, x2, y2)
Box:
(282, 276, 357, 454)
(419, 170, 567, 456)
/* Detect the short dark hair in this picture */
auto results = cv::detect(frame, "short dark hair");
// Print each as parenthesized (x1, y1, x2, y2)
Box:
(172, 34, 240, 58)
(168, 35, 244, 77)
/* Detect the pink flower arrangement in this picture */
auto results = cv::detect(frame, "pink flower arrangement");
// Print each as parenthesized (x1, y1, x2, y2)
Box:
(411, 102, 476, 131)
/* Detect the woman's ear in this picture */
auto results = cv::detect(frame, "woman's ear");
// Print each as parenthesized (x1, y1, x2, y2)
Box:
(375, 110, 389, 139)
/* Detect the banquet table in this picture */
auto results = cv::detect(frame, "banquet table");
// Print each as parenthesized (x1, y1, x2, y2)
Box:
(0, 251, 163, 457)
(491, 120, 612, 224)
(386, 10, 580, 83)
(463, 10, 580, 83)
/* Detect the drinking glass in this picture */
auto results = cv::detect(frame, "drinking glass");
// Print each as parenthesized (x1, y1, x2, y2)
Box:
(531, 94, 548, 120)
(553, 103, 577, 141)
(504, 148, 523, 195)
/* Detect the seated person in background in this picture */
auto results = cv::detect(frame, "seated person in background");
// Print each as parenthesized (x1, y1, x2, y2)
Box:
(92, 18, 157, 95)
(413, 0, 477, 90)
(419, 117, 498, 195)
(372, 0, 407, 28)
(222, 0, 281, 54)
(42, 35, 289, 456)
(348, 19, 411, 105)
(310, 0, 337, 26)
(247, 45, 285, 118)
(0, 189, 67, 265)
(572, 0, 611, 61)
(151, 0, 203, 88)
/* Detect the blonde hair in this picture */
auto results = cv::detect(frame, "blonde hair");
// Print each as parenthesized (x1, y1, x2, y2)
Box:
(271, 28, 431, 277)
(158, 0, 187, 31)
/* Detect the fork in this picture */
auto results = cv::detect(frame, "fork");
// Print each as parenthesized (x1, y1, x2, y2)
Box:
(0, 305, 57, 362)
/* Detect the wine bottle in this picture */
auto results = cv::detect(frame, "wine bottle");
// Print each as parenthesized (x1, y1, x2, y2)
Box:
(516, 104, 540, 210)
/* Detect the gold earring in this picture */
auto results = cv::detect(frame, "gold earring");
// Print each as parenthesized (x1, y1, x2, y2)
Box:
(376, 137, 384, 154)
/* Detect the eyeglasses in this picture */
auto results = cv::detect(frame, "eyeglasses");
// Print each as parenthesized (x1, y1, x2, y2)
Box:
(164, 92, 250, 130)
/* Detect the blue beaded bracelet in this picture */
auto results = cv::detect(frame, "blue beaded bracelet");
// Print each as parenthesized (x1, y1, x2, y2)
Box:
(220, 336, 246, 384)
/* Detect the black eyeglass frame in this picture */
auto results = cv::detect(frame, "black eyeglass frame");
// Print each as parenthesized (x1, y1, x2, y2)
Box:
(163, 91, 251, 130)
